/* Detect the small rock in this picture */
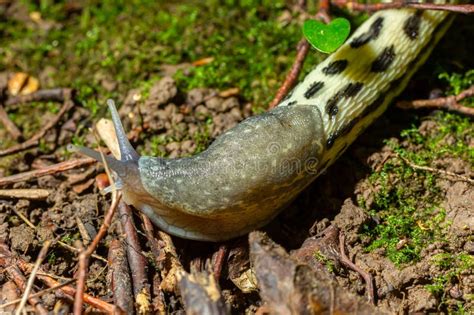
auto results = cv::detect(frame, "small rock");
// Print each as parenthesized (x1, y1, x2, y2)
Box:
(186, 88, 205, 106)
(205, 96, 224, 111)
(145, 76, 177, 107)
(229, 107, 243, 121)
(166, 142, 180, 153)
(221, 97, 239, 112)
(195, 105, 210, 120)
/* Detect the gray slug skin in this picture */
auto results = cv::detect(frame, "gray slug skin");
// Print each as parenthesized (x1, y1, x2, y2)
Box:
(74, 3, 453, 241)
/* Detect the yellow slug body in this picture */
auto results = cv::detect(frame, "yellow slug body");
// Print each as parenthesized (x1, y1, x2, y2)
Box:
(76, 2, 455, 241)
(279, 4, 453, 173)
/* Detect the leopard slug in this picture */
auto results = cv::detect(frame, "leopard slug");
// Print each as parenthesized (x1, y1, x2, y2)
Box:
(72, 3, 454, 241)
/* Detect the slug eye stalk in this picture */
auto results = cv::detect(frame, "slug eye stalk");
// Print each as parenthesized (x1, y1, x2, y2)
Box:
(67, 99, 140, 180)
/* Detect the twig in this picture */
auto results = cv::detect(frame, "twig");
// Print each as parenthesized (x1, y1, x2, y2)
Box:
(73, 193, 121, 315)
(0, 242, 114, 313)
(397, 85, 474, 116)
(397, 154, 473, 184)
(0, 188, 49, 200)
(338, 232, 375, 305)
(5, 88, 71, 106)
(0, 104, 22, 140)
(212, 244, 228, 282)
(268, 0, 331, 109)
(118, 201, 151, 314)
(0, 260, 48, 314)
(141, 215, 166, 314)
(331, 0, 474, 14)
(108, 239, 134, 314)
(15, 240, 52, 315)
(0, 279, 76, 310)
(0, 89, 74, 157)
(0, 157, 95, 186)
(268, 39, 310, 109)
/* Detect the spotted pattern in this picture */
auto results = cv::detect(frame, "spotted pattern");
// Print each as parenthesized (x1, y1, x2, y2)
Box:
(350, 17, 384, 48)
(326, 94, 385, 149)
(403, 11, 423, 40)
(326, 82, 364, 117)
(371, 45, 396, 72)
(304, 81, 325, 99)
(322, 60, 348, 75)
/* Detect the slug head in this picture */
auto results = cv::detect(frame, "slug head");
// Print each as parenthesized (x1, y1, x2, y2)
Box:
(68, 100, 145, 196)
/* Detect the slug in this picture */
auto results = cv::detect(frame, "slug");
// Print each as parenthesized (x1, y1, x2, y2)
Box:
(72, 3, 454, 241)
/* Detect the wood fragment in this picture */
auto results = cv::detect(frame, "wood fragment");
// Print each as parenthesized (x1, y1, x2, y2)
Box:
(0, 157, 95, 187)
(397, 154, 474, 184)
(0, 188, 49, 200)
(15, 240, 52, 315)
(177, 269, 229, 315)
(73, 193, 121, 315)
(331, 0, 474, 14)
(118, 202, 151, 314)
(397, 85, 474, 117)
(0, 280, 76, 310)
(0, 281, 21, 313)
(0, 242, 114, 313)
(5, 88, 71, 106)
(0, 90, 74, 157)
(338, 232, 375, 305)
(108, 239, 134, 314)
(249, 231, 381, 314)
(0, 244, 48, 315)
(0, 104, 22, 140)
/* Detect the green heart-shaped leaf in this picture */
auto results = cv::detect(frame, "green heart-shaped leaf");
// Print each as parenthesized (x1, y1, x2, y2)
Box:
(303, 18, 351, 54)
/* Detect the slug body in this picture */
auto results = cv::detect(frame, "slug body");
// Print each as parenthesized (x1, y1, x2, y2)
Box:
(76, 3, 453, 241)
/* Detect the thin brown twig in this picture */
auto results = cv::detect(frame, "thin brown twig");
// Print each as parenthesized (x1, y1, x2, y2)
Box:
(0, 89, 74, 157)
(0, 104, 22, 140)
(212, 244, 228, 282)
(268, 0, 331, 109)
(338, 232, 375, 305)
(397, 85, 474, 116)
(331, 0, 474, 14)
(5, 88, 70, 106)
(0, 261, 48, 314)
(0, 242, 114, 313)
(0, 279, 76, 310)
(73, 193, 121, 315)
(397, 154, 473, 184)
(141, 214, 167, 314)
(118, 201, 151, 314)
(18, 260, 114, 313)
(15, 240, 52, 315)
(0, 157, 96, 187)
(108, 239, 134, 314)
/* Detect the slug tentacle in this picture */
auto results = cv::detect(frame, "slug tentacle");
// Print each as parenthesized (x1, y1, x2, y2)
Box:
(106, 99, 140, 162)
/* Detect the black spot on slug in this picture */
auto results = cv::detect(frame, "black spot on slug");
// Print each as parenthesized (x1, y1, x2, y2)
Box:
(326, 134, 336, 148)
(322, 60, 348, 75)
(326, 93, 342, 117)
(304, 81, 324, 99)
(350, 16, 384, 48)
(325, 82, 364, 117)
(403, 11, 423, 40)
(287, 100, 297, 106)
(371, 45, 396, 73)
(344, 82, 364, 97)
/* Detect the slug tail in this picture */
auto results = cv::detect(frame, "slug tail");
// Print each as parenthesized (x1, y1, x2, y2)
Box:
(106, 99, 140, 162)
